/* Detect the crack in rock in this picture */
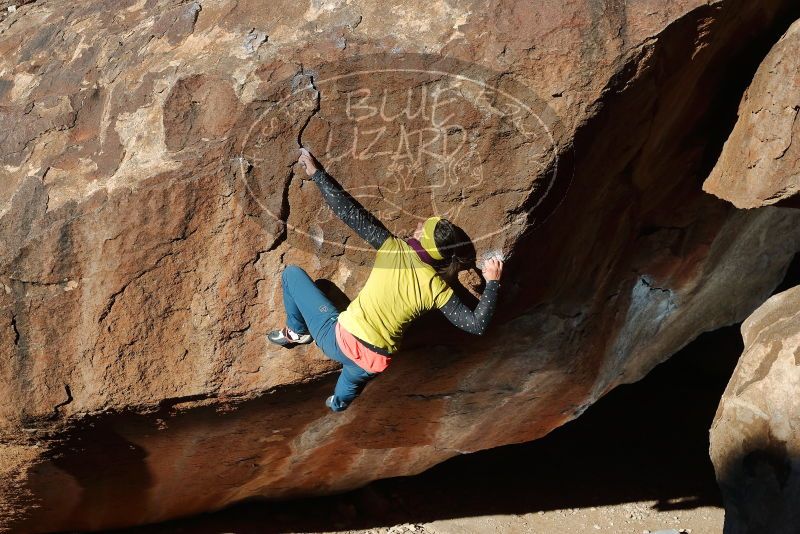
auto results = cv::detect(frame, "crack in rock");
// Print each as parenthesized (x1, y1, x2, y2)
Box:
(296, 67, 321, 149)
(52, 384, 73, 417)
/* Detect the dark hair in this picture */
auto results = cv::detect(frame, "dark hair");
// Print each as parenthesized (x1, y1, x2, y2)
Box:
(433, 219, 475, 282)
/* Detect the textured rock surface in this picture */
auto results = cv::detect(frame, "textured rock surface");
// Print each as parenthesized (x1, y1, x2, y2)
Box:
(710, 286, 800, 534)
(2, 0, 800, 532)
(703, 17, 800, 209)
(704, 17, 800, 534)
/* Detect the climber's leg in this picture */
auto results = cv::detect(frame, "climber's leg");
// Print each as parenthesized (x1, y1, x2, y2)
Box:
(278, 264, 376, 412)
(279, 264, 339, 344)
(327, 359, 377, 411)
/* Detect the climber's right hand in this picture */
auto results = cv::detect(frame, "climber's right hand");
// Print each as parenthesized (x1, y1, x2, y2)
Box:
(482, 258, 503, 282)
(298, 148, 320, 177)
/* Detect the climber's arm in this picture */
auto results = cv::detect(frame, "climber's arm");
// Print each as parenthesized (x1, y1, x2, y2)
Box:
(309, 168, 391, 250)
(298, 149, 390, 250)
(438, 280, 500, 335)
(437, 257, 503, 335)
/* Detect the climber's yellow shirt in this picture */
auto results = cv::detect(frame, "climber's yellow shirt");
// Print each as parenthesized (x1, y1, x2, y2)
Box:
(337, 236, 454, 353)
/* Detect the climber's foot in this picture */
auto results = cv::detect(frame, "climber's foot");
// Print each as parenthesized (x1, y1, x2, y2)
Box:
(325, 395, 349, 412)
(267, 327, 312, 347)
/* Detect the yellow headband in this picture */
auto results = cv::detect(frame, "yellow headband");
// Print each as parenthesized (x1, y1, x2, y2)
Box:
(420, 216, 444, 261)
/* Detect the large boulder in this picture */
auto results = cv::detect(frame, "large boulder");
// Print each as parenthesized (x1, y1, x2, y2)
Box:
(703, 18, 800, 209)
(710, 285, 800, 534)
(704, 18, 800, 534)
(1, 0, 800, 531)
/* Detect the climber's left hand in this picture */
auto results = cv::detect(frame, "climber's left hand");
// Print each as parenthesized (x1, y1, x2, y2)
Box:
(298, 148, 320, 177)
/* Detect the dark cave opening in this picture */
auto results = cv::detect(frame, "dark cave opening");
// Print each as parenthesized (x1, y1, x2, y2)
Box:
(772, 252, 800, 296)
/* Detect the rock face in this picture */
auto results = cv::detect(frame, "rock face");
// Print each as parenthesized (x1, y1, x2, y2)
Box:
(2, 0, 800, 532)
(703, 18, 800, 209)
(710, 286, 800, 534)
(704, 16, 800, 534)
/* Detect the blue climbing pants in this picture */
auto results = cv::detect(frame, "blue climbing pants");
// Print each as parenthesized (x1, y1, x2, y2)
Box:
(281, 264, 377, 411)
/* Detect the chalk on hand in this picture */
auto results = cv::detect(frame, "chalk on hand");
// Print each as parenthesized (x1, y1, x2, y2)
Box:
(478, 250, 505, 269)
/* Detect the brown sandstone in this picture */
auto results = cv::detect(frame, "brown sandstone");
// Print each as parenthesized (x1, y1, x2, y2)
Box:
(710, 285, 800, 534)
(703, 18, 800, 209)
(1, 0, 800, 532)
(703, 16, 800, 534)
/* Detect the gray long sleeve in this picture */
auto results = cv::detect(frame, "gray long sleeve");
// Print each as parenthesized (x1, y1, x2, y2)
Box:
(439, 280, 500, 335)
(311, 169, 391, 250)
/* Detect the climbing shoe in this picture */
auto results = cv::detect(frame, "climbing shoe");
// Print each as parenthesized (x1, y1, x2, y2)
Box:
(326, 395, 349, 412)
(267, 327, 312, 347)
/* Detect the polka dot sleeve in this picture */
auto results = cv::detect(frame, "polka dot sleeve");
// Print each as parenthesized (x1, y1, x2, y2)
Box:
(438, 280, 500, 335)
(311, 169, 391, 250)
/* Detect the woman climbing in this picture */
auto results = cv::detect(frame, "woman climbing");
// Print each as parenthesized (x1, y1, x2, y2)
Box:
(268, 148, 504, 412)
